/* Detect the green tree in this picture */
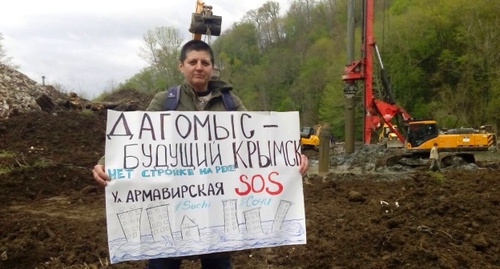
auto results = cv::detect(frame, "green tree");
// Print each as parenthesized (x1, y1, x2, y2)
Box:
(138, 26, 184, 92)
(385, 0, 500, 130)
(121, 67, 161, 93)
(244, 1, 284, 50)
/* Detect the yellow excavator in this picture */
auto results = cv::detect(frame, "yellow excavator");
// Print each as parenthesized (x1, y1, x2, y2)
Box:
(379, 123, 404, 148)
(300, 126, 320, 150)
(403, 120, 497, 164)
(300, 124, 333, 150)
(379, 119, 497, 167)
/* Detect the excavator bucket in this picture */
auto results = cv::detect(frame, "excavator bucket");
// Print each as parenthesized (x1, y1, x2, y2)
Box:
(189, 13, 222, 36)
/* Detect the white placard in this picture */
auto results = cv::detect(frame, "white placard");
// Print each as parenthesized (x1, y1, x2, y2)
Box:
(104, 110, 306, 263)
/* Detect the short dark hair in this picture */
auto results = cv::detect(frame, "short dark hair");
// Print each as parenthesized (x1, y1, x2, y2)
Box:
(179, 39, 214, 65)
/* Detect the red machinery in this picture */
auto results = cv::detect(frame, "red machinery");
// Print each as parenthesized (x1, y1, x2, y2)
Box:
(342, 0, 411, 145)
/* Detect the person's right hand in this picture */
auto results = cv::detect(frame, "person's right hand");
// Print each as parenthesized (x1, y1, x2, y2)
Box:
(92, 164, 110, 187)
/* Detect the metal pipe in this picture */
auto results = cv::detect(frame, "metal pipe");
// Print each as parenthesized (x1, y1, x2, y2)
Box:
(343, 0, 356, 154)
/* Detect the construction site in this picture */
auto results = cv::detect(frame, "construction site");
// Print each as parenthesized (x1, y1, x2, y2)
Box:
(0, 67, 499, 268)
(1, 0, 499, 268)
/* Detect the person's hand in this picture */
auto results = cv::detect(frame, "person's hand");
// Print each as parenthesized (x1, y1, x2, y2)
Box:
(299, 154, 309, 175)
(92, 164, 110, 187)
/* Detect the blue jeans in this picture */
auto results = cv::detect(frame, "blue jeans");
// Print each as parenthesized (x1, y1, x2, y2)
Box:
(147, 255, 231, 269)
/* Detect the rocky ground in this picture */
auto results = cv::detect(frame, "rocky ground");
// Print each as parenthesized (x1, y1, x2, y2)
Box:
(0, 65, 499, 268)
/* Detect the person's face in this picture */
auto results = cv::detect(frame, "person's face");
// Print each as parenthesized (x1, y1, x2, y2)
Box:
(178, 50, 213, 92)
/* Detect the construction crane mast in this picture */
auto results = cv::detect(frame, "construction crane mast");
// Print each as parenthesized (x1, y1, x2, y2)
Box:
(342, 0, 410, 145)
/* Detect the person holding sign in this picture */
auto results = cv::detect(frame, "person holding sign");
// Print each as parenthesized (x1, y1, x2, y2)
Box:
(92, 39, 309, 269)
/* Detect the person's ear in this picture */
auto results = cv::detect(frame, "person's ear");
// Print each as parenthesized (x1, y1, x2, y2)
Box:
(178, 61, 183, 71)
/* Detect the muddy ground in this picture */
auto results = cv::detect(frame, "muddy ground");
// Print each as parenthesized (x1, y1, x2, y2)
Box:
(0, 109, 499, 269)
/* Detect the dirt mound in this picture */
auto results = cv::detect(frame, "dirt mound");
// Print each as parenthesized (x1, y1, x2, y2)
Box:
(1, 64, 156, 119)
(101, 88, 155, 110)
(0, 64, 69, 118)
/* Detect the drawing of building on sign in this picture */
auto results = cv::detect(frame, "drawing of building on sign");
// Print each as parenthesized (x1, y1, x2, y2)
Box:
(271, 200, 292, 232)
(146, 204, 173, 242)
(243, 208, 263, 234)
(222, 199, 239, 235)
(180, 215, 200, 241)
(117, 208, 142, 243)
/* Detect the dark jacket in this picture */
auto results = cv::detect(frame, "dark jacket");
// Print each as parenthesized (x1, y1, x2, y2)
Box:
(146, 80, 246, 112)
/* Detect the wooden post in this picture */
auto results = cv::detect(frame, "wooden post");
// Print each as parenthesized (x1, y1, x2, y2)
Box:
(318, 127, 330, 176)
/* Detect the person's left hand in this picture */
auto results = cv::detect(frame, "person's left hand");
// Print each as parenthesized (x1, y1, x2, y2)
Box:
(299, 154, 309, 175)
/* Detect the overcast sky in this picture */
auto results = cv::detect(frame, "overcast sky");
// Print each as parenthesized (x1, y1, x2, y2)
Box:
(0, 0, 291, 99)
